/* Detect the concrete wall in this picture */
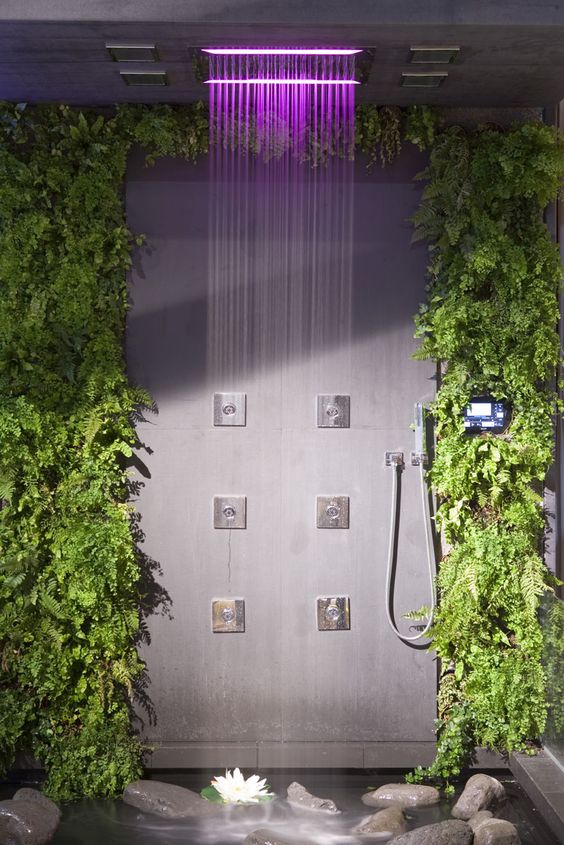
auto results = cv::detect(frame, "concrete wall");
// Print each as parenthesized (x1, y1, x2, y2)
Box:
(2, 0, 563, 24)
(125, 145, 438, 769)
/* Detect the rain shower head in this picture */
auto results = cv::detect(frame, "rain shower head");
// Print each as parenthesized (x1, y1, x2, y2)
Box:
(203, 48, 361, 86)
(202, 48, 362, 55)
(192, 46, 373, 87)
(205, 47, 360, 159)
(204, 79, 359, 85)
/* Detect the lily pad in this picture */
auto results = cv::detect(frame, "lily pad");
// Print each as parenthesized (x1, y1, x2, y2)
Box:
(201, 785, 225, 803)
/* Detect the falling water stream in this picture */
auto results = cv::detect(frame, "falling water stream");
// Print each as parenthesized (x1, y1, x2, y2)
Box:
(207, 53, 355, 384)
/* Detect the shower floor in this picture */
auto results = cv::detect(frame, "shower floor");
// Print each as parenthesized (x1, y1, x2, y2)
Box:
(1, 770, 558, 844)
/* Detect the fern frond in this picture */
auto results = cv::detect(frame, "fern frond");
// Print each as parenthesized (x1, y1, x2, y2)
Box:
(0, 472, 15, 502)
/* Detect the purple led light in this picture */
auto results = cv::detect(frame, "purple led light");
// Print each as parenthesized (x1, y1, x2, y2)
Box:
(205, 79, 359, 85)
(203, 48, 361, 56)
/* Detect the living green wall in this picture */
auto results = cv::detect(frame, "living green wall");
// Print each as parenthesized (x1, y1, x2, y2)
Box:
(408, 123, 564, 788)
(0, 102, 207, 799)
(0, 100, 562, 798)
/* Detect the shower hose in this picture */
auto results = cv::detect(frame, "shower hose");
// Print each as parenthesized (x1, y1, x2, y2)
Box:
(385, 460, 436, 643)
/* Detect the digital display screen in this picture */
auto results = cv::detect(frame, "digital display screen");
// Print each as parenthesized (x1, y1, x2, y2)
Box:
(468, 403, 492, 417)
(463, 396, 508, 434)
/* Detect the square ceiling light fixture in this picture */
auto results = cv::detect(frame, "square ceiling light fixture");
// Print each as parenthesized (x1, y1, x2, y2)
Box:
(107, 43, 159, 62)
(409, 46, 460, 64)
(120, 70, 168, 86)
(401, 72, 448, 88)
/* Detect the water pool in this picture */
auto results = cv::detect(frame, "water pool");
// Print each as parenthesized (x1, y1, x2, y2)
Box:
(1, 770, 558, 844)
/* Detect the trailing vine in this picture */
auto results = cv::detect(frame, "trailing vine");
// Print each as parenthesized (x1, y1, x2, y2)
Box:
(202, 102, 437, 165)
(0, 101, 207, 799)
(355, 103, 438, 165)
(407, 123, 564, 790)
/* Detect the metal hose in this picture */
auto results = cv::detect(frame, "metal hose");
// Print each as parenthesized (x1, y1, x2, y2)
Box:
(385, 460, 436, 643)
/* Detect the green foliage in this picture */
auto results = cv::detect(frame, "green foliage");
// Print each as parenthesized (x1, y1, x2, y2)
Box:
(116, 102, 208, 165)
(0, 101, 207, 799)
(355, 104, 439, 166)
(409, 121, 564, 787)
(200, 785, 225, 803)
(542, 594, 564, 739)
(204, 102, 434, 167)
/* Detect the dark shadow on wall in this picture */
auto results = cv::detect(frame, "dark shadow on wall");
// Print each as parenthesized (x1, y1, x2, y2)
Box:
(126, 407, 173, 730)
(125, 145, 429, 398)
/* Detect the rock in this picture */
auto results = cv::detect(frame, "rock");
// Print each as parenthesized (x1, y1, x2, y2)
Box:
(0, 799, 59, 845)
(122, 780, 221, 818)
(452, 774, 505, 820)
(468, 810, 494, 831)
(361, 783, 440, 808)
(286, 782, 340, 813)
(391, 819, 473, 845)
(473, 818, 521, 845)
(353, 805, 407, 836)
(11, 791, 61, 826)
(244, 830, 317, 845)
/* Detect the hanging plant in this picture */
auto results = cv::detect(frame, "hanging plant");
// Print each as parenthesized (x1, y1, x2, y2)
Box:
(355, 104, 439, 166)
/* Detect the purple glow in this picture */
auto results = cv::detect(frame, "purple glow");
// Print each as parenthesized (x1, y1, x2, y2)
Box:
(203, 48, 361, 55)
(208, 51, 357, 162)
(205, 78, 359, 85)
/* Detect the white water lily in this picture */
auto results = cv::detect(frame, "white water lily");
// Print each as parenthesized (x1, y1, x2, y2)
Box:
(210, 768, 275, 804)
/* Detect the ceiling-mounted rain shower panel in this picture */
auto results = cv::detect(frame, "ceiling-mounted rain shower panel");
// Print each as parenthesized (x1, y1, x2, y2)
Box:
(205, 47, 359, 159)
(204, 48, 360, 86)
(202, 48, 362, 55)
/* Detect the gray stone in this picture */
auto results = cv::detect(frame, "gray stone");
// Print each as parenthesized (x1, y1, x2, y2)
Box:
(353, 805, 407, 836)
(473, 818, 521, 845)
(452, 775, 505, 820)
(391, 819, 473, 845)
(286, 782, 340, 813)
(361, 783, 440, 808)
(468, 810, 494, 831)
(244, 830, 317, 845)
(122, 780, 221, 818)
(11, 791, 60, 826)
(0, 799, 59, 845)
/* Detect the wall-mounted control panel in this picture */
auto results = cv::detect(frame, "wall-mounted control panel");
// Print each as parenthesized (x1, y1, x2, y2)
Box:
(317, 596, 350, 630)
(317, 394, 350, 428)
(213, 495, 247, 529)
(463, 396, 509, 434)
(213, 392, 247, 426)
(316, 496, 349, 529)
(212, 598, 245, 633)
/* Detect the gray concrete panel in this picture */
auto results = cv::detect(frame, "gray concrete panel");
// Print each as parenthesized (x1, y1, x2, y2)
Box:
(126, 143, 436, 760)
(258, 743, 364, 769)
(2, 0, 564, 25)
(148, 743, 259, 769)
(364, 742, 437, 768)
(2, 13, 564, 105)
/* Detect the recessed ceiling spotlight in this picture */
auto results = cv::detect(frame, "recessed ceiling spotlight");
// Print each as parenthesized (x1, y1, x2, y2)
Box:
(120, 71, 168, 86)
(409, 46, 460, 64)
(107, 44, 159, 62)
(401, 72, 448, 88)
